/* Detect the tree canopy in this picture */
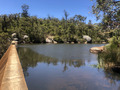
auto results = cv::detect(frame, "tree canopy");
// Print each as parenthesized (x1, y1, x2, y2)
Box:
(92, 0, 120, 29)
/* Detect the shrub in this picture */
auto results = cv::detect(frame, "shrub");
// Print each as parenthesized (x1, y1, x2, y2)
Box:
(0, 32, 11, 58)
(98, 36, 120, 67)
(54, 36, 63, 43)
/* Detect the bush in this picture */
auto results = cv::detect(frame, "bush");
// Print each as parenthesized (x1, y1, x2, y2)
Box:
(54, 36, 63, 43)
(98, 36, 120, 67)
(98, 48, 120, 65)
(77, 38, 86, 43)
(107, 36, 119, 49)
(96, 37, 101, 43)
(0, 32, 11, 58)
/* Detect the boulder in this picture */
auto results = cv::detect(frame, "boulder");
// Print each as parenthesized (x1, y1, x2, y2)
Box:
(71, 42, 74, 44)
(11, 33, 17, 38)
(23, 35, 29, 39)
(53, 41, 57, 44)
(102, 42, 106, 44)
(83, 35, 92, 43)
(11, 41, 18, 45)
(46, 35, 55, 43)
(46, 38, 53, 43)
(90, 46, 104, 53)
(13, 38, 18, 41)
(84, 41, 87, 44)
(12, 33, 19, 41)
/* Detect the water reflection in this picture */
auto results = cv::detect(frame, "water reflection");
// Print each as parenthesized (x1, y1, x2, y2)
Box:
(17, 44, 120, 90)
(92, 54, 120, 86)
(17, 47, 85, 76)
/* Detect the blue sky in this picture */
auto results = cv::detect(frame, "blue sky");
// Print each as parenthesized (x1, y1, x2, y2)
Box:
(0, 0, 101, 24)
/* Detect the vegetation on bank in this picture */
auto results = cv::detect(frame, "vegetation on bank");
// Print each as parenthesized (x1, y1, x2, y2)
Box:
(93, 0, 120, 70)
(98, 36, 120, 68)
(0, 8, 111, 44)
(0, 0, 120, 59)
(0, 33, 10, 58)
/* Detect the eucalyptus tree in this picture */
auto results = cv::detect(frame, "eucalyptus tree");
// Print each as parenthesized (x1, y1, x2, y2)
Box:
(73, 15, 87, 24)
(92, 0, 120, 29)
(64, 10, 69, 30)
(21, 4, 29, 17)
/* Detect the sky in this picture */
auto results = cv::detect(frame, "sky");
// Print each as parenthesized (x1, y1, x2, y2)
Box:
(0, 0, 101, 24)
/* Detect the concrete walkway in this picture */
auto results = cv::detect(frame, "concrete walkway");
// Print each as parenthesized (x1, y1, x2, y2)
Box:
(0, 45, 28, 90)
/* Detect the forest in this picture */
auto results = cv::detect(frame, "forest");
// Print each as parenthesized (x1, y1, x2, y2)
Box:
(0, 0, 120, 58)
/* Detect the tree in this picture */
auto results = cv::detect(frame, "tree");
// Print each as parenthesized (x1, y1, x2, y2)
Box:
(64, 10, 69, 21)
(64, 10, 69, 30)
(21, 4, 29, 17)
(92, 0, 120, 29)
(73, 15, 86, 24)
(88, 20, 92, 25)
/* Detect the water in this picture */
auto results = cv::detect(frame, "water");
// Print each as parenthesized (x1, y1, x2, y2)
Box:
(17, 44, 120, 90)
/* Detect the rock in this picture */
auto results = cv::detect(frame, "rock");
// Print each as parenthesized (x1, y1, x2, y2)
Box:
(71, 42, 74, 44)
(46, 38, 53, 43)
(12, 33, 18, 41)
(46, 36, 55, 43)
(90, 46, 104, 53)
(13, 38, 18, 41)
(84, 41, 87, 44)
(11, 33, 17, 38)
(102, 42, 106, 44)
(83, 35, 92, 43)
(23, 35, 29, 39)
(11, 41, 18, 45)
(53, 41, 57, 44)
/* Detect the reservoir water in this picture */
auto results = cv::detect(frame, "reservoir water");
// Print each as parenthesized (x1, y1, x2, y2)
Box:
(17, 44, 120, 90)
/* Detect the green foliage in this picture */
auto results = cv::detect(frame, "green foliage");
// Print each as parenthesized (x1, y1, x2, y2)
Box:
(99, 36, 120, 66)
(99, 48, 120, 65)
(0, 32, 10, 58)
(96, 37, 101, 43)
(21, 4, 29, 17)
(0, 13, 112, 44)
(54, 36, 63, 43)
(1, 3, 119, 58)
(92, 0, 120, 30)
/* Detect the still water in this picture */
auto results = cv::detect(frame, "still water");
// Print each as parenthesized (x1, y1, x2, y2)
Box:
(17, 44, 120, 90)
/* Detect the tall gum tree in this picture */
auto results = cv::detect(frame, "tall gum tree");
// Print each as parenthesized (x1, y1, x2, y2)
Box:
(91, 0, 120, 29)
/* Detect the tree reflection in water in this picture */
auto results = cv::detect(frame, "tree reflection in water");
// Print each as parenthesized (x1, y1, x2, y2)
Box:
(17, 47, 85, 77)
(91, 54, 120, 85)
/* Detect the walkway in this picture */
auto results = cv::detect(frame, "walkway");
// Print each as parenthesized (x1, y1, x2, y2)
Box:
(0, 45, 28, 90)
